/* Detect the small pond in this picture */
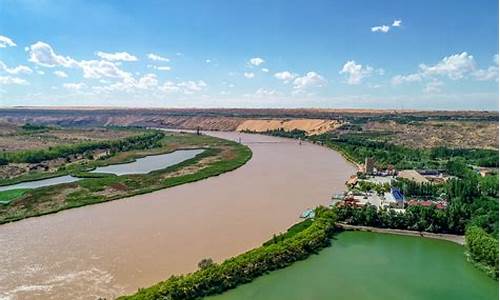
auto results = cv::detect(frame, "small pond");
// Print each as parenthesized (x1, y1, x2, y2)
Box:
(0, 149, 204, 192)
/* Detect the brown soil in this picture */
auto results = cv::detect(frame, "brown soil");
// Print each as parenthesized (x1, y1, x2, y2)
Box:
(0, 125, 138, 152)
(364, 120, 499, 149)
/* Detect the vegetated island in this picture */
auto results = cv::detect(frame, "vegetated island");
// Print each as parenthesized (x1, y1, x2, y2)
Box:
(0, 124, 251, 224)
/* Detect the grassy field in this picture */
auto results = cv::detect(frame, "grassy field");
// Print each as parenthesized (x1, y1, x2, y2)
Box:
(0, 132, 252, 224)
(0, 189, 28, 205)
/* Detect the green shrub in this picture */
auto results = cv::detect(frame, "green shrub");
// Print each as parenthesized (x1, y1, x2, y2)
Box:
(465, 226, 499, 278)
(119, 207, 337, 300)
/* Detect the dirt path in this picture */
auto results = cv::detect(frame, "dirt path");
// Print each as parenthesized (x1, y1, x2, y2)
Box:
(338, 223, 465, 245)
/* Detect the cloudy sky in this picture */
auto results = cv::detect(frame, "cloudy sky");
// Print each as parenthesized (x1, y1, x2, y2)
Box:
(0, 0, 498, 109)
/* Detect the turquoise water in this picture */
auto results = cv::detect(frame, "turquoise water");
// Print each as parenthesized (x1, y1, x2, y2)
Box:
(208, 231, 498, 300)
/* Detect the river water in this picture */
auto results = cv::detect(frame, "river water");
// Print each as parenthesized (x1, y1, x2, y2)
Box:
(0, 132, 355, 299)
(208, 231, 499, 300)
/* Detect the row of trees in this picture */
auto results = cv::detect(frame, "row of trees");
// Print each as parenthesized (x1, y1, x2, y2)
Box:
(119, 207, 337, 300)
(431, 147, 498, 168)
(465, 226, 499, 278)
(335, 204, 466, 234)
(392, 179, 444, 198)
(21, 123, 49, 131)
(261, 128, 498, 169)
(261, 128, 498, 278)
(337, 173, 499, 236)
(313, 132, 497, 170)
(1, 131, 165, 164)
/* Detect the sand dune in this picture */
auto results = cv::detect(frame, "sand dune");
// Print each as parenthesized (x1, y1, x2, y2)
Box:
(236, 119, 343, 135)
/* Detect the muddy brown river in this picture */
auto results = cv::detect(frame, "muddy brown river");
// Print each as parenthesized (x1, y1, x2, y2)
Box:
(0, 132, 355, 300)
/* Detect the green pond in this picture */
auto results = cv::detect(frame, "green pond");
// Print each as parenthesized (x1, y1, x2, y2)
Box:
(208, 231, 498, 300)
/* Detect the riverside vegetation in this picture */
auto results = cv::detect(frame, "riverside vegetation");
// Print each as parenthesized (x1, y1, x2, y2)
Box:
(0, 125, 156, 185)
(0, 130, 252, 224)
(118, 207, 337, 300)
(262, 128, 499, 278)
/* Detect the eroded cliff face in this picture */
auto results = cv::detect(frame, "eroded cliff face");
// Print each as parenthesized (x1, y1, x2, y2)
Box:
(1, 108, 498, 149)
(0, 108, 345, 133)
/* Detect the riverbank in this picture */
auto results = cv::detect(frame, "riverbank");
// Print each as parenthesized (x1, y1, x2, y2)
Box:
(337, 223, 465, 245)
(0, 131, 355, 299)
(118, 207, 337, 300)
(207, 231, 498, 300)
(0, 132, 252, 224)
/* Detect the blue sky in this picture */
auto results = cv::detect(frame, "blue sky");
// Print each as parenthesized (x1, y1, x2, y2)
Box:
(0, 0, 498, 109)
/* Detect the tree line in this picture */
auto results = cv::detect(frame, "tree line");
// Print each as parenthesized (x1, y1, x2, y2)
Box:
(466, 226, 499, 278)
(118, 207, 337, 300)
(0, 131, 165, 164)
(264, 129, 500, 170)
(262, 128, 498, 278)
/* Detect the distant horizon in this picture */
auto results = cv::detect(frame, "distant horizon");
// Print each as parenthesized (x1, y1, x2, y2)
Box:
(0, 0, 498, 110)
(1, 105, 498, 113)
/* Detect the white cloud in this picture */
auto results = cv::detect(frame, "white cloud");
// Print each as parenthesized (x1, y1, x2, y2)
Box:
(392, 19, 402, 27)
(372, 20, 401, 32)
(391, 73, 422, 85)
(393, 52, 496, 86)
(147, 53, 170, 62)
(0, 61, 33, 75)
(423, 80, 443, 93)
(261, 68, 269, 73)
(249, 57, 265, 66)
(178, 80, 207, 93)
(0, 35, 16, 48)
(156, 66, 171, 71)
(472, 54, 499, 81)
(371, 25, 390, 33)
(160, 81, 181, 93)
(93, 73, 159, 93)
(255, 88, 280, 97)
(419, 52, 476, 80)
(135, 73, 158, 89)
(160, 80, 207, 94)
(274, 71, 297, 83)
(0, 76, 27, 85)
(79, 59, 131, 79)
(96, 51, 138, 62)
(473, 66, 498, 81)
(339, 60, 374, 84)
(63, 82, 86, 90)
(148, 65, 172, 71)
(243, 72, 255, 79)
(28, 41, 78, 68)
(205, 59, 212, 63)
(53, 70, 68, 78)
(293, 71, 326, 89)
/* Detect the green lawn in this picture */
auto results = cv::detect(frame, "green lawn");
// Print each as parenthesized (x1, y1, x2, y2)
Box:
(0, 189, 29, 205)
